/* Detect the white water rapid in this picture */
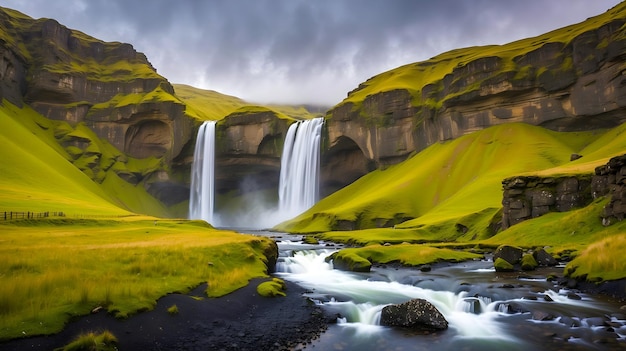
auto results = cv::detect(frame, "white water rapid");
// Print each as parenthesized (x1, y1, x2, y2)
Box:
(278, 118, 324, 219)
(273, 247, 626, 351)
(277, 250, 512, 341)
(188, 120, 216, 223)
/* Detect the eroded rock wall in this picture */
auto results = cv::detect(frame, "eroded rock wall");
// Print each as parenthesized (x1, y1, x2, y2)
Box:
(594, 154, 626, 225)
(502, 154, 626, 229)
(501, 175, 593, 229)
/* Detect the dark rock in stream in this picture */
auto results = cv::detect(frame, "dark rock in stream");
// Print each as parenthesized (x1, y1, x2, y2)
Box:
(532, 310, 556, 321)
(493, 245, 523, 266)
(380, 298, 448, 330)
(533, 248, 558, 266)
(419, 264, 432, 272)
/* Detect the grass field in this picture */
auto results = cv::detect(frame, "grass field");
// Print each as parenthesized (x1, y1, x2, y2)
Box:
(0, 218, 275, 341)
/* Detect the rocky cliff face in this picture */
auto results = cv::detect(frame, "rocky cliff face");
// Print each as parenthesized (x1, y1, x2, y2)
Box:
(214, 108, 290, 197)
(595, 154, 626, 225)
(0, 8, 194, 208)
(501, 175, 593, 229)
(323, 5, 626, 190)
(501, 154, 626, 229)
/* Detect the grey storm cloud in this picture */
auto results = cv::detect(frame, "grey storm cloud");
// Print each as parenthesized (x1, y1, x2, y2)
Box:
(3, 0, 622, 105)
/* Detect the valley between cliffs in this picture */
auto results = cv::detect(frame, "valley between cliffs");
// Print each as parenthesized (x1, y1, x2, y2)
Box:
(1, 2, 626, 350)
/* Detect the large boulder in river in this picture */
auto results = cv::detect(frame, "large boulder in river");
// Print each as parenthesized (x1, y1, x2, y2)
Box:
(380, 298, 448, 330)
(493, 245, 523, 269)
(533, 248, 558, 266)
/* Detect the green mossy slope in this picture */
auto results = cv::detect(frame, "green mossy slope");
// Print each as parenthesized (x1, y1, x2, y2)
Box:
(173, 84, 248, 120)
(174, 83, 324, 121)
(281, 121, 626, 281)
(0, 100, 167, 216)
(0, 101, 127, 215)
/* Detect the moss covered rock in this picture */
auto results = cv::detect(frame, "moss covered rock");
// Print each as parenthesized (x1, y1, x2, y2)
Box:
(521, 253, 539, 271)
(533, 248, 557, 266)
(256, 278, 286, 298)
(493, 245, 523, 266)
(303, 236, 319, 245)
(327, 251, 372, 272)
(494, 257, 515, 272)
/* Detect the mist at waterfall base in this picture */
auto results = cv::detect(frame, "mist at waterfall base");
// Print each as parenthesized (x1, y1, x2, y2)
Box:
(189, 118, 323, 229)
(270, 238, 626, 351)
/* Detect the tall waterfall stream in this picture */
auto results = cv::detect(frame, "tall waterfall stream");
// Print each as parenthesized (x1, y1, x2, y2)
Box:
(248, 231, 626, 351)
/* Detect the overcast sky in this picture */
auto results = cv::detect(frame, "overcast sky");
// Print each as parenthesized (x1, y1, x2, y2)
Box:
(3, 0, 621, 105)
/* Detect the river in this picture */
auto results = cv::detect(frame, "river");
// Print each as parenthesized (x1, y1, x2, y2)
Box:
(250, 231, 626, 351)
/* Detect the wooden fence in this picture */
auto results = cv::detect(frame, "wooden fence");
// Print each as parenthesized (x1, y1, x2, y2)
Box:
(2, 211, 65, 220)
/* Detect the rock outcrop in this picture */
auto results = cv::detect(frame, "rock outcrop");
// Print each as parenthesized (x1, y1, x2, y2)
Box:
(501, 175, 593, 229)
(322, 4, 626, 190)
(501, 154, 626, 229)
(595, 154, 626, 225)
(380, 298, 448, 330)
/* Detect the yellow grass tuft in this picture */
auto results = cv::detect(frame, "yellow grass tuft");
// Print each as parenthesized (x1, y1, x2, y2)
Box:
(55, 330, 118, 351)
(565, 233, 626, 282)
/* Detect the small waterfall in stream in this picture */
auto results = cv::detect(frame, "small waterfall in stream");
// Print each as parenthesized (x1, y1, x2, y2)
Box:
(278, 118, 324, 219)
(188, 120, 216, 223)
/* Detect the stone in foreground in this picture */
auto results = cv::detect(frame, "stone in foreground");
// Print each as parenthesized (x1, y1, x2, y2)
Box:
(380, 298, 448, 330)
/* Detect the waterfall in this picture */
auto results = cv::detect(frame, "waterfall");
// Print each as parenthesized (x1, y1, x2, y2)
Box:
(189, 121, 216, 223)
(278, 118, 324, 218)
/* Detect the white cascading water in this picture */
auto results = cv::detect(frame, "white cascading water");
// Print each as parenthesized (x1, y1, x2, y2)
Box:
(188, 120, 216, 224)
(270, 242, 626, 350)
(277, 250, 515, 341)
(278, 118, 324, 219)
